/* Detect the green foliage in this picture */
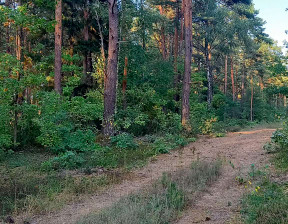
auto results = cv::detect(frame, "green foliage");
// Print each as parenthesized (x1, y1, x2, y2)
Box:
(41, 151, 85, 170)
(33, 92, 102, 153)
(110, 133, 138, 149)
(242, 182, 288, 224)
(116, 87, 182, 136)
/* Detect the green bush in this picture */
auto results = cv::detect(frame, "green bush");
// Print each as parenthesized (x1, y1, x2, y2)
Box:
(41, 151, 85, 170)
(0, 104, 12, 150)
(111, 133, 138, 149)
(116, 87, 182, 136)
(34, 92, 101, 154)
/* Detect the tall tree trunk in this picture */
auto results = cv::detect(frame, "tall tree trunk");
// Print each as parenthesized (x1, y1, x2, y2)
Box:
(181, 0, 192, 129)
(103, 0, 119, 136)
(122, 56, 128, 109)
(158, 5, 167, 60)
(250, 74, 253, 122)
(235, 63, 238, 100)
(224, 55, 228, 95)
(15, 29, 21, 61)
(5, 0, 11, 54)
(140, 0, 145, 50)
(230, 56, 235, 101)
(54, 0, 62, 94)
(284, 95, 287, 107)
(180, 1, 184, 43)
(83, 0, 93, 86)
(259, 76, 264, 99)
(205, 40, 213, 106)
(173, 1, 180, 105)
(13, 0, 23, 149)
(241, 65, 245, 105)
(95, 9, 106, 64)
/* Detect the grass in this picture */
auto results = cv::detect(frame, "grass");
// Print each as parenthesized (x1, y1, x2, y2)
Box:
(239, 120, 283, 132)
(77, 160, 222, 224)
(0, 152, 124, 221)
(0, 133, 195, 221)
(241, 181, 288, 224)
(240, 131, 288, 224)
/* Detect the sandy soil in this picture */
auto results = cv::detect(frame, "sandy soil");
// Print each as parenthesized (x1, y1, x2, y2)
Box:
(19, 128, 274, 224)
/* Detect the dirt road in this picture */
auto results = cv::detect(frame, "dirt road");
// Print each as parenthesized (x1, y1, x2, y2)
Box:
(26, 128, 274, 224)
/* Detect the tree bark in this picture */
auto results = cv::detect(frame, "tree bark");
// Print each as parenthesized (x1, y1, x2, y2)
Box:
(205, 40, 213, 106)
(231, 56, 235, 101)
(158, 5, 167, 60)
(173, 1, 180, 104)
(241, 65, 245, 105)
(138, 0, 146, 49)
(103, 0, 119, 136)
(250, 74, 253, 122)
(83, 0, 93, 86)
(235, 63, 238, 99)
(180, 1, 184, 43)
(224, 55, 228, 95)
(5, 0, 11, 54)
(54, 0, 62, 94)
(181, 0, 192, 129)
(95, 9, 106, 64)
(122, 56, 128, 109)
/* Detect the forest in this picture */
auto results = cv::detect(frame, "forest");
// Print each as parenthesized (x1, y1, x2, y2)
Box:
(0, 0, 288, 223)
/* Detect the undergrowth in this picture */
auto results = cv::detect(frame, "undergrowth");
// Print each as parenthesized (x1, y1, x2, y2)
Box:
(241, 180, 288, 224)
(0, 133, 195, 220)
(240, 126, 288, 224)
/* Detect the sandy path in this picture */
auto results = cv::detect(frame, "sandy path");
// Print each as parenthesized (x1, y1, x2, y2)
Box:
(25, 128, 274, 224)
(175, 129, 274, 224)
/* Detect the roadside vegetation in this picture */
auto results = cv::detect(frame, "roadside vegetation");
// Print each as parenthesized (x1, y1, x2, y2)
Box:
(0, 133, 195, 219)
(77, 161, 222, 224)
(240, 121, 288, 224)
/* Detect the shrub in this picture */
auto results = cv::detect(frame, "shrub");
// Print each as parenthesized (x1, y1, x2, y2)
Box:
(110, 133, 138, 149)
(34, 92, 101, 154)
(0, 104, 12, 150)
(41, 151, 85, 170)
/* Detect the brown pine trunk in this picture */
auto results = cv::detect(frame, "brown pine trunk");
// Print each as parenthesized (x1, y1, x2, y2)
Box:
(83, 1, 93, 86)
(140, 0, 145, 50)
(224, 55, 228, 95)
(284, 95, 287, 107)
(250, 75, 253, 122)
(15, 30, 21, 61)
(181, 0, 192, 129)
(5, 0, 11, 54)
(241, 65, 245, 105)
(95, 9, 106, 64)
(231, 56, 235, 101)
(259, 76, 264, 99)
(103, 0, 119, 136)
(173, 2, 180, 104)
(13, 0, 23, 149)
(205, 40, 213, 106)
(54, 0, 62, 94)
(158, 5, 167, 60)
(180, 1, 184, 43)
(235, 63, 238, 100)
(122, 56, 128, 109)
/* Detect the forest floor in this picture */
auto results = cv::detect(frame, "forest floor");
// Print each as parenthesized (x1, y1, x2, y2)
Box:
(19, 127, 276, 224)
